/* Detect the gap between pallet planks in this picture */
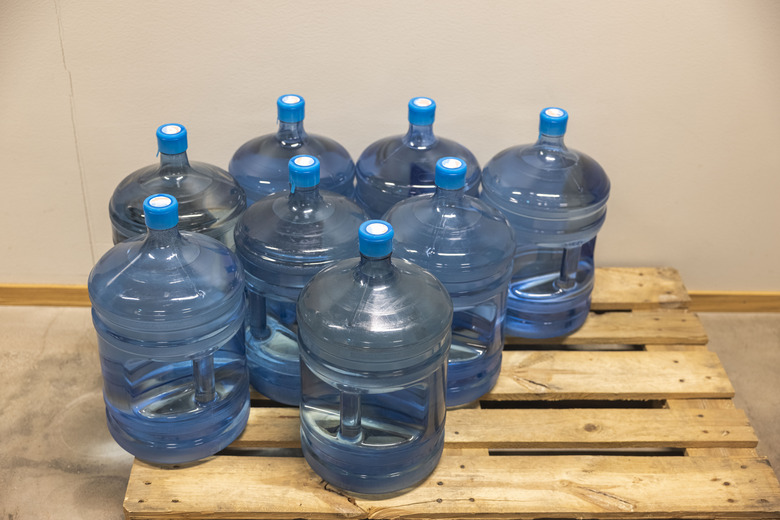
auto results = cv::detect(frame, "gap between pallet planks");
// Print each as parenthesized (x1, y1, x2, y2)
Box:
(123, 267, 780, 520)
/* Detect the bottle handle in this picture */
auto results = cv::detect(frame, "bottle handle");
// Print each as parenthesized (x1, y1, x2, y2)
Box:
(554, 245, 581, 291)
(338, 390, 363, 443)
(193, 354, 217, 405)
(247, 290, 269, 341)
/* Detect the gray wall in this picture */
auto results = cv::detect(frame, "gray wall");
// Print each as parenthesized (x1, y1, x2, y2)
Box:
(3, 0, 779, 290)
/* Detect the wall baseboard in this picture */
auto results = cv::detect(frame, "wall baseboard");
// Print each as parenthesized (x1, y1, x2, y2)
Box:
(0, 284, 90, 307)
(688, 291, 780, 312)
(1, 283, 779, 312)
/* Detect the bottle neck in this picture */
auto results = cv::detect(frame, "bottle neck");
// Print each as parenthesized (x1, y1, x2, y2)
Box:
(158, 152, 191, 175)
(288, 185, 323, 211)
(536, 133, 568, 151)
(276, 120, 307, 149)
(433, 186, 465, 210)
(142, 226, 183, 255)
(402, 123, 437, 149)
(357, 254, 395, 282)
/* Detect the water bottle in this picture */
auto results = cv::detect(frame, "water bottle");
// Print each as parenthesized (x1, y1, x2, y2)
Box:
(234, 155, 367, 405)
(480, 107, 611, 338)
(89, 194, 250, 463)
(354, 97, 481, 219)
(109, 123, 246, 249)
(384, 157, 515, 407)
(229, 94, 356, 205)
(298, 220, 452, 495)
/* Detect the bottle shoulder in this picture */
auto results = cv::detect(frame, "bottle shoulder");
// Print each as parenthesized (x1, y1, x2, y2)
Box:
(298, 256, 452, 338)
(234, 191, 366, 268)
(356, 135, 481, 186)
(385, 195, 516, 271)
(109, 161, 247, 235)
(228, 134, 356, 203)
(113, 160, 242, 195)
(89, 231, 244, 321)
(358, 134, 480, 165)
(230, 132, 354, 165)
(297, 257, 452, 379)
(482, 143, 610, 212)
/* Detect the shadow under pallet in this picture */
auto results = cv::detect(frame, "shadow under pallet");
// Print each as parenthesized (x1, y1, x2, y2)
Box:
(124, 267, 780, 520)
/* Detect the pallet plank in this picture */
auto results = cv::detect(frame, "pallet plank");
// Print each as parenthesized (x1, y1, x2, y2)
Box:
(648, 346, 760, 458)
(249, 351, 734, 403)
(665, 399, 760, 458)
(125, 455, 780, 520)
(485, 350, 734, 400)
(592, 267, 691, 310)
(233, 408, 757, 450)
(506, 309, 708, 345)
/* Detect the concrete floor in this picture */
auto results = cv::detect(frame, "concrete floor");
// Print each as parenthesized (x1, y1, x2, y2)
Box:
(0, 307, 777, 519)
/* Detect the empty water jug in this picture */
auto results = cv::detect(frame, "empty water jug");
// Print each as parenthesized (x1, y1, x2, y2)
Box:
(109, 123, 246, 249)
(385, 157, 515, 406)
(233, 155, 366, 405)
(89, 194, 250, 463)
(229, 94, 356, 204)
(481, 107, 610, 338)
(298, 220, 452, 495)
(355, 97, 481, 218)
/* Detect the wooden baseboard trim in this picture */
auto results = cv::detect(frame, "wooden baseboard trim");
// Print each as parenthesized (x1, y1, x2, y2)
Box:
(688, 291, 780, 312)
(0, 284, 90, 307)
(1, 284, 779, 312)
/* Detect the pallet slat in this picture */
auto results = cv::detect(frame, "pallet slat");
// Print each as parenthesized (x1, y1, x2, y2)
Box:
(647, 345, 760, 458)
(487, 350, 733, 400)
(591, 267, 691, 310)
(248, 350, 733, 403)
(233, 407, 757, 450)
(125, 455, 780, 520)
(506, 309, 708, 345)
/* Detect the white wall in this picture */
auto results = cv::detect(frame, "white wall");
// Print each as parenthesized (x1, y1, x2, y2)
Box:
(2, 0, 779, 290)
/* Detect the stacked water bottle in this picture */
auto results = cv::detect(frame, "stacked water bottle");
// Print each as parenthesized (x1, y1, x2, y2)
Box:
(88, 95, 610, 495)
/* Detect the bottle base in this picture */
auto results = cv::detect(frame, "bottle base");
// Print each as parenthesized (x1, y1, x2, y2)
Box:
(246, 329, 301, 406)
(300, 423, 444, 496)
(446, 350, 502, 407)
(505, 293, 592, 339)
(248, 368, 301, 406)
(105, 397, 250, 464)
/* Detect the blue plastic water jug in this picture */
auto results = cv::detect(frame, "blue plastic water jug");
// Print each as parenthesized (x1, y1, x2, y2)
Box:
(481, 107, 610, 338)
(233, 155, 366, 405)
(109, 124, 246, 249)
(229, 94, 356, 204)
(385, 157, 515, 406)
(89, 194, 250, 463)
(297, 220, 452, 495)
(354, 97, 481, 218)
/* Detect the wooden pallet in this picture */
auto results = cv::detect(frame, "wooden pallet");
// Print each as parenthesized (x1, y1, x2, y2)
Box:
(123, 267, 780, 519)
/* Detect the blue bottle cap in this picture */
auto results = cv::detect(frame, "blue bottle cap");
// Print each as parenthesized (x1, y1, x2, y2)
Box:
(359, 220, 394, 258)
(289, 155, 320, 193)
(156, 124, 188, 155)
(408, 97, 436, 126)
(277, 94, 305, 123)
(143, 194, 179, 230)
(539, 107, 568, 136)
(435, 157, 467, 190)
